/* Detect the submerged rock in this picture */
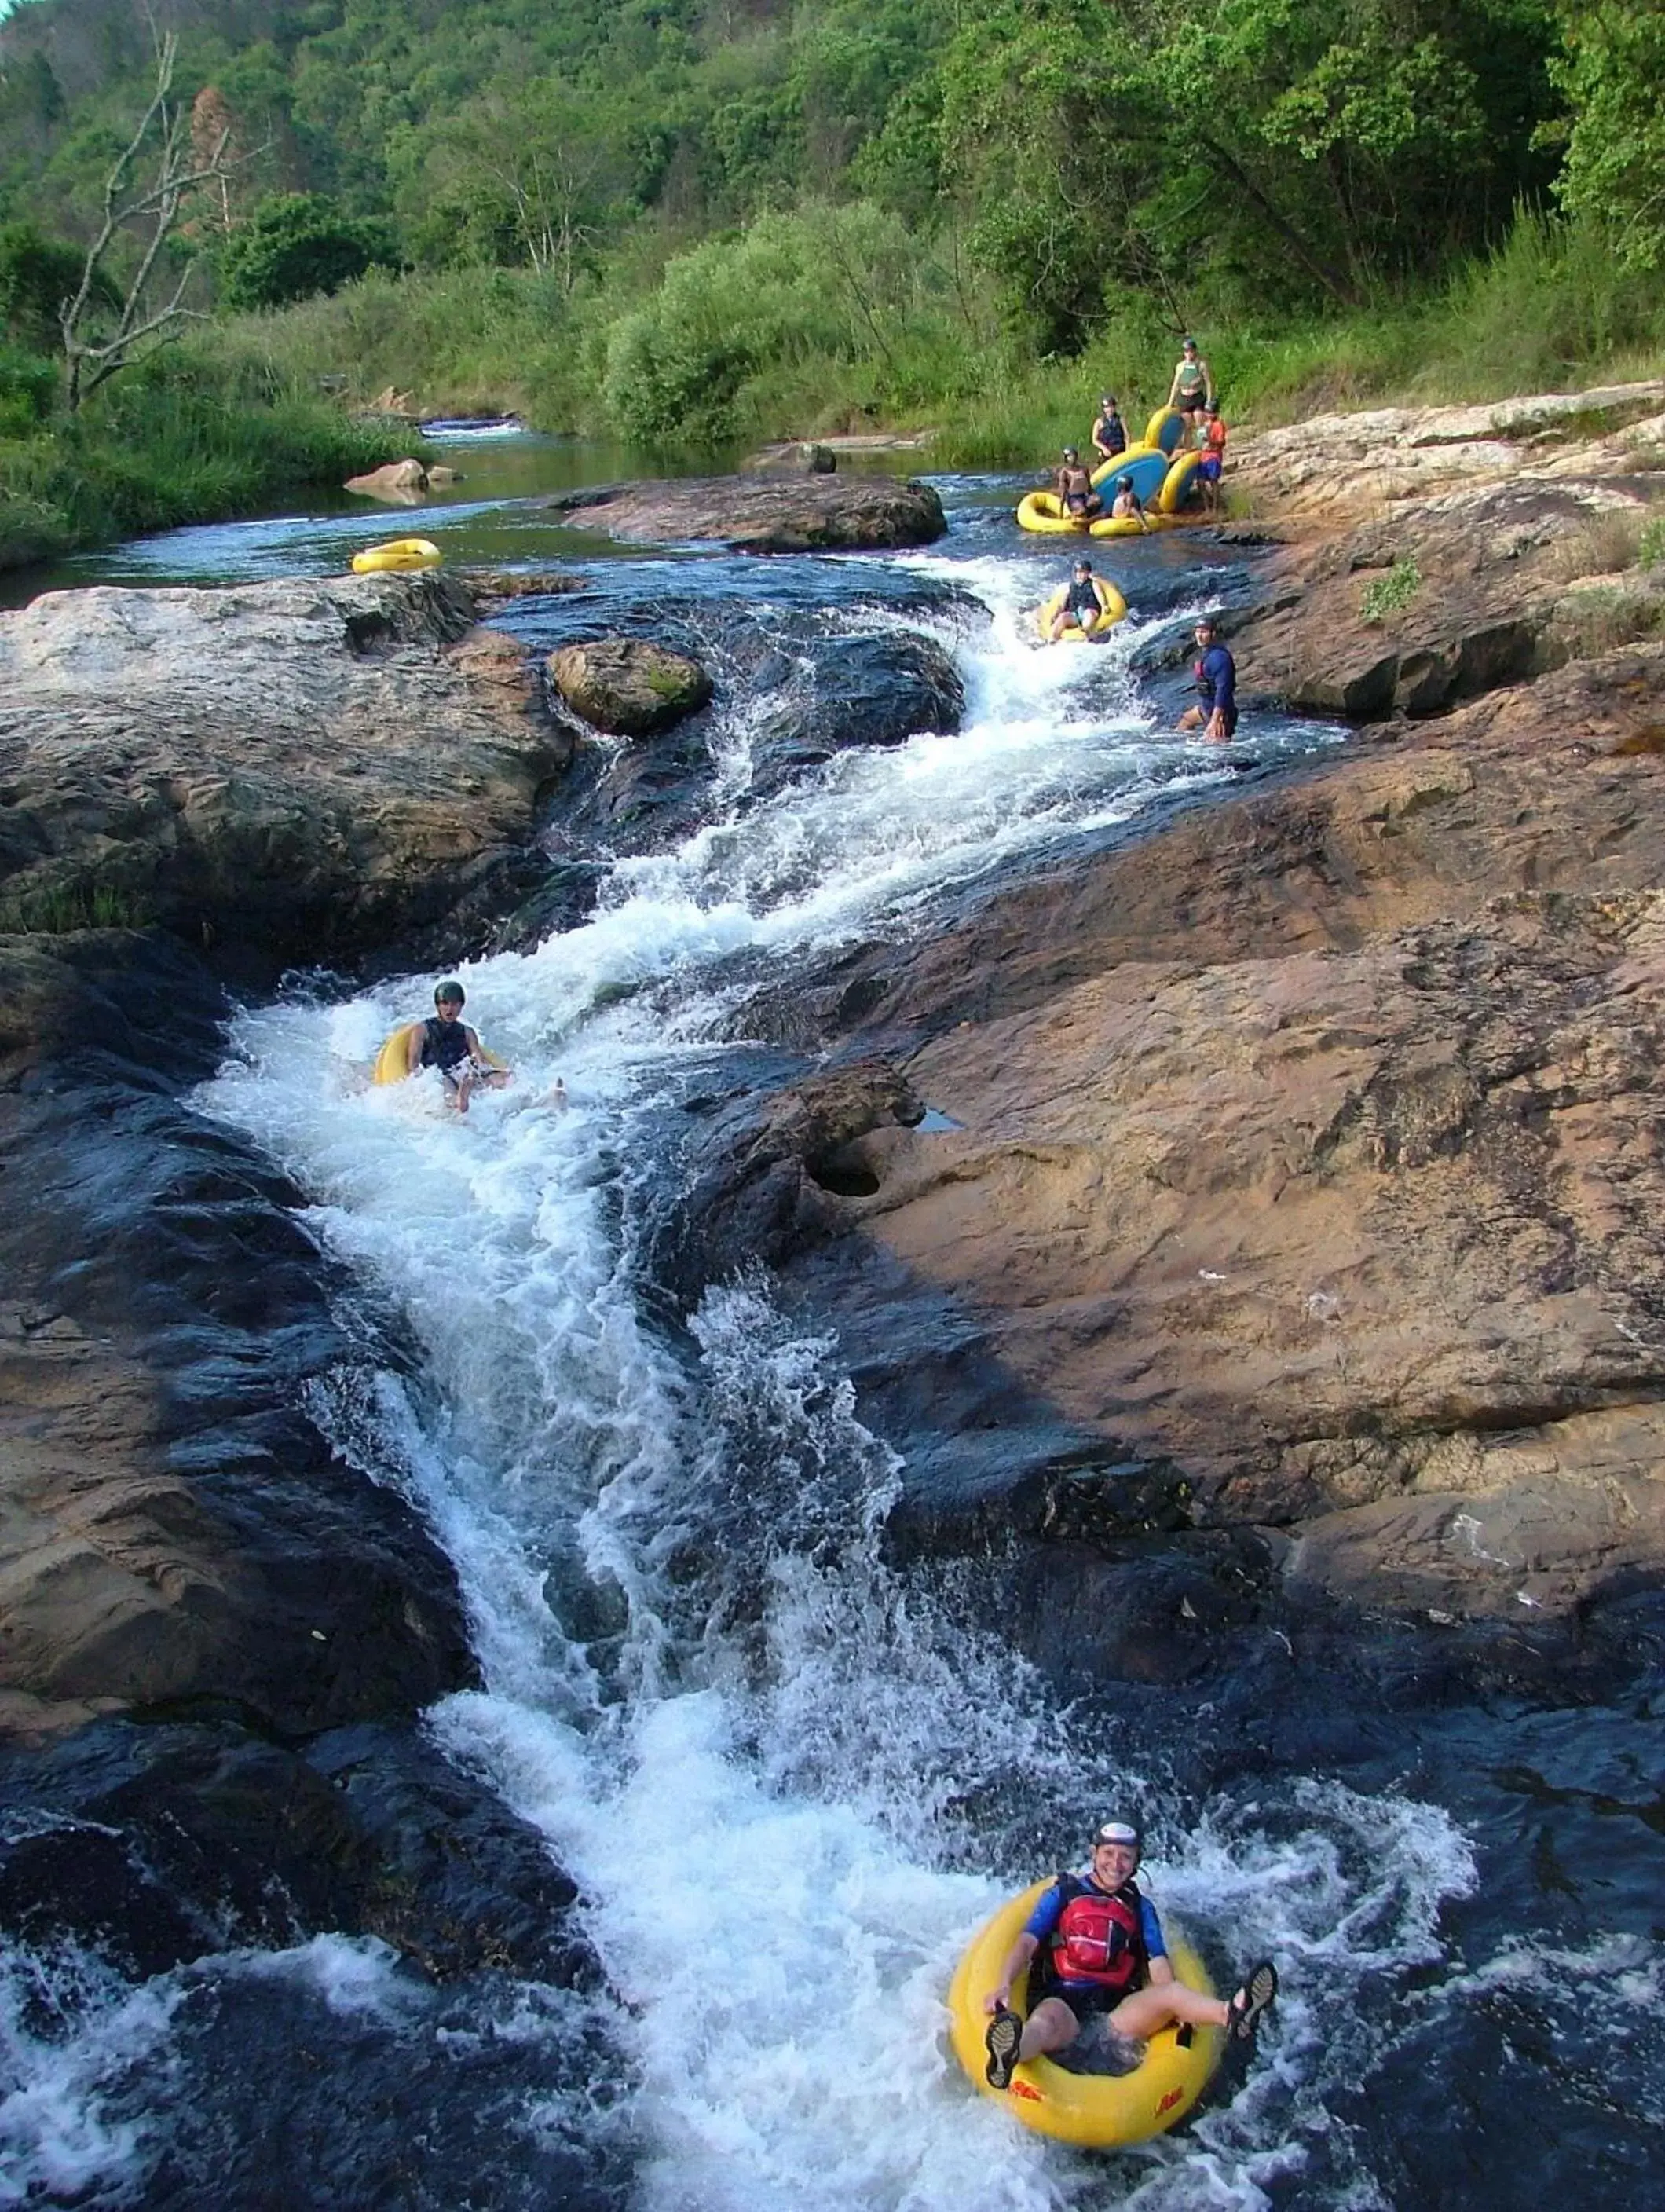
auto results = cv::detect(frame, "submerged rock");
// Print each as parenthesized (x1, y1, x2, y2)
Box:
(540, 471, 947, 553)
(345, 457, 430, 502)
(550, 635, 714, 736)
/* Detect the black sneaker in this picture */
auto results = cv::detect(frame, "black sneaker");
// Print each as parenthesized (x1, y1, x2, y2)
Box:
(984, 2005, 1023, 2089)
(1226, 1961, 1278, 2044)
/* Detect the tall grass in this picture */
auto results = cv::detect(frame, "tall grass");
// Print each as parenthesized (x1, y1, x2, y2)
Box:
(0, 341, 408, 565)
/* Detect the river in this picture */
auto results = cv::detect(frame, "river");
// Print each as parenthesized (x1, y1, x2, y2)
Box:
(2, 429, 1661, 2211)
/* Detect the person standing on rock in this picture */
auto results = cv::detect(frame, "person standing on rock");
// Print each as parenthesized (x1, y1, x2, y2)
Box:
(404, 981, 511, 1114)
(982, 1820, 1278, 2087)
(1196, 403, 1228, 518)
(1176, 616, 1237, 742)
(1167, 336, 1214, 422)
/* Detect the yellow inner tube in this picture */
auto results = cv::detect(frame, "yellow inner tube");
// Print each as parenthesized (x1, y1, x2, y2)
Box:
(1144, 406, 1187, 456)
(352, 538, 442, 575)
(946, 1881, 1222, 2148)
(1159, 450, 1204, 514)
(1037, 580, 1128, 642)
(372, 1021, 507, 1086)
(1017, 490, 1092, 536)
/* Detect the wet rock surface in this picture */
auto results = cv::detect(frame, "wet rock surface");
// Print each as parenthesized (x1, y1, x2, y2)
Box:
(0, 571, 573, 972)
(540, 471, 946, 552)
(550, 635, 714, 735)
(660, 596, 1665, 1632)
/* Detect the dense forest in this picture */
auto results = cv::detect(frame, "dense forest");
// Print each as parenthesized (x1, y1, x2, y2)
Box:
(2, 0, 1663, 554)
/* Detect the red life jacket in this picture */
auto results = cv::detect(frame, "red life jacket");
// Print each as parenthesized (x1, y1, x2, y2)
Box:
(1047, 1876, 1147, 1992)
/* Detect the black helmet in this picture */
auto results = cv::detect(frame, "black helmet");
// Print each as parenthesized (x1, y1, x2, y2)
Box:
(1092, 1819, 1142, 1852)
(1063, 445, 1078, 460)
(434, 980, 466, 1007)
(1117, 474, 1133, 490)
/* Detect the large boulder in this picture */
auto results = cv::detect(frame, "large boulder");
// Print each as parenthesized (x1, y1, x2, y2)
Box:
(0, 572, 573, 972)
(550, 635, 714, 736)
(656, 643, 1665, 1624)
(540, 472, 947, 553)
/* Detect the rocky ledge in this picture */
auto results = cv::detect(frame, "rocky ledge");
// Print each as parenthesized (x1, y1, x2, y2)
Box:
(0, 569, 573, 970)
(539, 471, 946, 552)
(648, 388, 1665, 1676)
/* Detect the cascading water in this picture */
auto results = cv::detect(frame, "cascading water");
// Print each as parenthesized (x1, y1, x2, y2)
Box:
(5, 482, 1660, 2210)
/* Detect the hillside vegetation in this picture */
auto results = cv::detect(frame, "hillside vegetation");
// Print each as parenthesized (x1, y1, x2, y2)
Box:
(2, 0, 1664, 555)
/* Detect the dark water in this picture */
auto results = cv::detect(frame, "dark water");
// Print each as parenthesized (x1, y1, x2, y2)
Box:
(2, 436, 1662, 2211)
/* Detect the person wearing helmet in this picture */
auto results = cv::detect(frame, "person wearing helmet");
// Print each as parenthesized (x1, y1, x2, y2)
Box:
(1109, 472, 1150, 533)
(403, 980, 512, 1114)
(1167, 334, 1214, 419)
(1052, 446, 1101, 522)
(1177, 614, 1237, 741)
(982, 1819, 1277, 2089)
(1091, 394, 1128, 464)
(1049, 557, 1115, 642)
(1195, 401, 1228, 516)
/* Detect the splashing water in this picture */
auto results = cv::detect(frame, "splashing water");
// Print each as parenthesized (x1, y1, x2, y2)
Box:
(5, 505, 1540, 2208)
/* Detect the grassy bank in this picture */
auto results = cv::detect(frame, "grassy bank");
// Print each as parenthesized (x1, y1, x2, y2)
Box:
(0, 342, 415, 570)
(203, 207, 1665, 473)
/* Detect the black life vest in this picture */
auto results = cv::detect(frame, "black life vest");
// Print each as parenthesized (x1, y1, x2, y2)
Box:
(1044, 1873, 1147, 1993)
(1096, 415, 1127, 456)
(420, 1016, 470, 1072)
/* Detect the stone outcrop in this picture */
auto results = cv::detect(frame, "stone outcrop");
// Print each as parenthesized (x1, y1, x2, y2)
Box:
(661, 588, 1665, 1632)
(345, 457, 430, 502)
(0, 570, 573, 969)
(551, 635, 714, 736)
(540, 471, 946, 552)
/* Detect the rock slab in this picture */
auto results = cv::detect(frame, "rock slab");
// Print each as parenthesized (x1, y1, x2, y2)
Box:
(541, 472, 946, 553)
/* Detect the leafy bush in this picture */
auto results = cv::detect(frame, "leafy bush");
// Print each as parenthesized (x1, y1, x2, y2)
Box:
(0, 346, 57, 437)
(1360, 558, 1422, 623)
(1640, 515, 1665, 571)
(219, 195, 400, 312)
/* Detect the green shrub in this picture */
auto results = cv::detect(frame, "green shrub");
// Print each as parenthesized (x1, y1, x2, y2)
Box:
(219, 195, 401, 313)
(1360, 558, 1422, 623)
(1640, 515, 1665, 570)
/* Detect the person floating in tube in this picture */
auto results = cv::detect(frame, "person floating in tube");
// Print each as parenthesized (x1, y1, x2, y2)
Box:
(983, 1819, 1278, 2089)
(1109, 473, 1150, 532)
(1049, 558, 1117, 643)
(1176, 615, 1237, 742)
(1053, 447, 1102, 523)
(1091, 394, 1128, 465)
(1167, 334, 1214, 420)
(404, 980, 512, 1115)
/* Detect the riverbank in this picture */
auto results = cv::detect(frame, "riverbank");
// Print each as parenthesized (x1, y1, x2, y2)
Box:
(0, 343, 415, 571)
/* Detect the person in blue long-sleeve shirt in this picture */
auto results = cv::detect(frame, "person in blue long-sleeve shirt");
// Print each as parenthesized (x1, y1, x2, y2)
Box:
(1176, 616, 1237, 742)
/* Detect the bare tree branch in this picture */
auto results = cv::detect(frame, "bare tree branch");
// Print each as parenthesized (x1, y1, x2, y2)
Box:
(58, 27, 251, 408)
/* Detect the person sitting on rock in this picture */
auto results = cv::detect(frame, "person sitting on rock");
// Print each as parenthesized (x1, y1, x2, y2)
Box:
(404, 980, 511, 1115)
(1176, 615, 1237, 742)
(1167, 335, 1214, 420)
(1092, 395, 1128, 464)
(1050, 558, 1115, 642)
(1110, 474, 1150, 532)
(1054, 448, 1102, 522)
(983, 1819, 1278, 2089)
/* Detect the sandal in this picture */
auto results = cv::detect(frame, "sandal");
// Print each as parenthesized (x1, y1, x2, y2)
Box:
(984, 2005, 1023, 2089)
(1225, 1961, 1278, 2044)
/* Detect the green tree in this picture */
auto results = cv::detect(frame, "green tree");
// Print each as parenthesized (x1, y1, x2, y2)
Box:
(218, 192, 397, 309)
(0, 219, 90, 350)
(1551, 0, 1665, 269)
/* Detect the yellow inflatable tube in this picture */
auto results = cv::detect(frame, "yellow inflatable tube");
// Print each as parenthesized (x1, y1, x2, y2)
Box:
(1017, 491, 1092, 536)
(352, 538, 441, 574)
(1144, 406, 1188, 456)
(1089, 445, 1169, 496)
(1158, 450, 1204, 515)
(1037, 580, 1127, 643)
(946, 1881, 1222, 2148)
(372, 1021, 507, 1086)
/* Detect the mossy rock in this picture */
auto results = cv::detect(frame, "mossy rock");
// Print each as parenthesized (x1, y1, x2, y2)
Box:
(548, 636, 713, 737)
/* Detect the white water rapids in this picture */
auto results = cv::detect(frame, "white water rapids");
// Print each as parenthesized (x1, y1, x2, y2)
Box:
(2, 544, 1496, 2210)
